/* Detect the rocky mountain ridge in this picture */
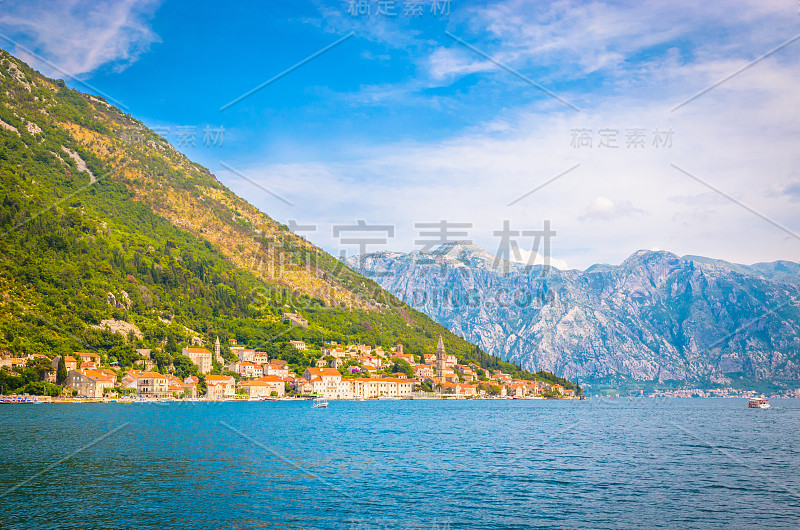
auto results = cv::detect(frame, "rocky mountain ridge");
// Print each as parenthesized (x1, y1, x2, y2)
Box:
(350, 242, 800, 386)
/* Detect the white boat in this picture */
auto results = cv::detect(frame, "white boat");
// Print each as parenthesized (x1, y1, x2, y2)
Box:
(312, 397, 328, 409)
(748, 397, 770, 409)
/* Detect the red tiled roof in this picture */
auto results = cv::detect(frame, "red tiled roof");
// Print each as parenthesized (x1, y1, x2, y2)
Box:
(306, 367, 340, 376)
(205, 375, 235, 384)
(139, 371, 167, 379)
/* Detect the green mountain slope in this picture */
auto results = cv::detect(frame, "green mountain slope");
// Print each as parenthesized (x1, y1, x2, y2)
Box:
(0, 48, 545, 382)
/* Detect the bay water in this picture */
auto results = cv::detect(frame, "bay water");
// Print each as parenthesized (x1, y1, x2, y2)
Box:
(1, 398, 798, 529)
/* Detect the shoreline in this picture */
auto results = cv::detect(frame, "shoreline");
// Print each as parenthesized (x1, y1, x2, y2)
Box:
(1, 394, 583, 404)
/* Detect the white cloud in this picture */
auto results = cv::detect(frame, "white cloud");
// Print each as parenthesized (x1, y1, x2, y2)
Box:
(766, 176, 800, 202)
(472, 0, 795, 80)
(508, 249, 569, 270)
(427, 47, 495, 80)
(214, 1, 800, 268)
(227, 43, 800, 269)
(0, 0, 161, 77)
(579, 197, 645, 221)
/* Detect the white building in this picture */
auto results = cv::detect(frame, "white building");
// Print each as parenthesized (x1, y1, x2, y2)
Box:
(182, 347, 213, 374)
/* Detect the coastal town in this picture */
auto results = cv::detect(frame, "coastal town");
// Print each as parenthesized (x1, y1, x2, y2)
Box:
(0, 335, 579, 402)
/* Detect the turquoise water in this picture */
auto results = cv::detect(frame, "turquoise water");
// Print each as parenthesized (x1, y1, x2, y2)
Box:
(1, 398, 799, 529)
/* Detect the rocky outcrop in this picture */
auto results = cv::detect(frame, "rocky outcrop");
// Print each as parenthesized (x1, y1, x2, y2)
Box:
(93, 319, 143, 340)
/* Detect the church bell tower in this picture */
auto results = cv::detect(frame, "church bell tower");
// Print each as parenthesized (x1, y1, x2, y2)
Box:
(436, 335, 446, 374)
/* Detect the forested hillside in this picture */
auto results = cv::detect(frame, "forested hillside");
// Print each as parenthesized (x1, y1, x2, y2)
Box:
(0, 48, 544, 383)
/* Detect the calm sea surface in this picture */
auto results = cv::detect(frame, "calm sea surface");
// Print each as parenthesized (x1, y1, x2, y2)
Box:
(1, 398, 799, 529)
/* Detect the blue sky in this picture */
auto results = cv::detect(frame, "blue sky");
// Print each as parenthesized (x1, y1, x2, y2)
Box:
(2, 0, 800, 268)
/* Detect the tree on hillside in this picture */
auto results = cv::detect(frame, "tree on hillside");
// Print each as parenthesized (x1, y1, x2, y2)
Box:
(165, 335, 178, 354)
(26, 357, 54, 383)
(56, 355, 68, 384)
(389, 358, 414, 378)
(173, 354, 199, 379)
(0, 368, 25, 394)
(152, 350, 172, 371)
(23, 381, 61, 396)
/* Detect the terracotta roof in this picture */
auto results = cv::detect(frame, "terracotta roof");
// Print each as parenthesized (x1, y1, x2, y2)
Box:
(139, 371, 167, 379)
(240, 375, 284, 386)
(306, 367, 340, 377)
(205, 375, 235, 383)
(81, 370, 114, 382)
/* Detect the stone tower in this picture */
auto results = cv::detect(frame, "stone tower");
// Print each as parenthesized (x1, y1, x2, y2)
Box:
(214, 336, 222, 363)
(436, 335, 446, 374)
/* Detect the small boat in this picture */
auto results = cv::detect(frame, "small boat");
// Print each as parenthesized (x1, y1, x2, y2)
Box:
(748, 397, 770, 409)
(312, 397, 328, 409)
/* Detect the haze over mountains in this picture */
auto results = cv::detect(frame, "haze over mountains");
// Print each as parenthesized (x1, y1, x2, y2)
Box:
(350, 242, 800, 389)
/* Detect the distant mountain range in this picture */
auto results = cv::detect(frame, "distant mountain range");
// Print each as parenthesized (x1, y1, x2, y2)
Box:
(349, 242, 800, 388)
